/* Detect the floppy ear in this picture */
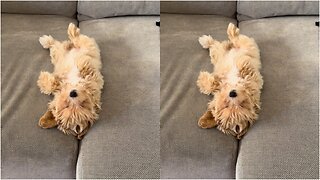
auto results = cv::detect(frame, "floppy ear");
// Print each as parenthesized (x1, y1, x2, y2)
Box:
(198, 109, 217, 129)
(38, 109, 58, 129)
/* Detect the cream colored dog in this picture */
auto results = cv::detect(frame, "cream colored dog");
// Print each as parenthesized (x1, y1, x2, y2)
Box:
(197, 23, 263, 139)
(37, 23, 104, 139)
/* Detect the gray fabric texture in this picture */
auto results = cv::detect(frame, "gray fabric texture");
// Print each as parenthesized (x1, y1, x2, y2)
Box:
(236, 16, 319, 179)
(160, 1, 237, 18)
(1, 14, 79, 178)
(76, 16, 160, 179)
(160, 14, 238, 179)
(237, 1, 319, 21)
(77, 1, 160, 21)
(1, 1, 77, 17)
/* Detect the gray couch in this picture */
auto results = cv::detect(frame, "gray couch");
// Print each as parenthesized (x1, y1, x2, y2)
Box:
(2, 1, 319, 179)
(160, 1, 319, 179)
(1, 1, 159, 179)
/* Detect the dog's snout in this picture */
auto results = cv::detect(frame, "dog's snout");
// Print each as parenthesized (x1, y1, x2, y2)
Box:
(229, 90, 237, 98)
(69, 90, 78, 98)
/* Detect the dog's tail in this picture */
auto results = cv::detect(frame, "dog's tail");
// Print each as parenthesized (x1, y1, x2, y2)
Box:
(198, 35, 215, 49)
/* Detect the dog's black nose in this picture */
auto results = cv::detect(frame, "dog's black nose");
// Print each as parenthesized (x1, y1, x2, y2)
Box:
(69, 90, 77, 98)
(229, 90, 237, 98)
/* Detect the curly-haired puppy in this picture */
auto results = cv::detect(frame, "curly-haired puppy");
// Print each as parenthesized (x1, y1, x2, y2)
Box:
(37, 23, 104, 139)
(197, 23, 263, 139)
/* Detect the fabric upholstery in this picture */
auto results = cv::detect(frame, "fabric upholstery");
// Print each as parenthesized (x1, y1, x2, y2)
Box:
(236, 16, 319, 179)
(77, 1, 159, 21)
(160, 13, 238, 179)
(1, 14, 79, 178)
(1, 1, 77, 17)
(237, 1, 319, 21)
(76, 16, 160, 178)
(160, 1, 237, 18)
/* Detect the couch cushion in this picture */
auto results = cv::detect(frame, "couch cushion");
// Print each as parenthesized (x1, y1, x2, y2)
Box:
(1, 14, 78, 178)
(160, 13, 238, 178)
(77, 1, 159, 21)
(1, 1, 77, 17)
(76, 16, 160, 178)
(236, 16, 319, 179)
(161, 1, 236, 18)
(237, 1, 319, 21)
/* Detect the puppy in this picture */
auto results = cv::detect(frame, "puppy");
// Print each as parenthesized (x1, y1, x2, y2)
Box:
(197, 23, 263, 139)
(37, 23, 104, 139)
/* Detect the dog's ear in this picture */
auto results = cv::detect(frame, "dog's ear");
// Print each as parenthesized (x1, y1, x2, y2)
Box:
(38, 110, 58, 129)
(198, 109, 217, 129)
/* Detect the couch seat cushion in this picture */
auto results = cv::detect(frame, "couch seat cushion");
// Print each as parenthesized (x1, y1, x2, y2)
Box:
(236, 16, 319, 179)
(1, 14, 78, 178)
(160, 13, 238, 179)
(76, 16, 160, 178)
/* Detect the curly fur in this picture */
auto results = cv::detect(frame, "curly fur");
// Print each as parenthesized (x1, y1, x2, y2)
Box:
(37, 23, 104, 139)
(197, 23, 263, 139)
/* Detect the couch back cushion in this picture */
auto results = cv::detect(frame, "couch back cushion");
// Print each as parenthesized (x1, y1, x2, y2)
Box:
(237, 1, 319, 21)
(160, 1, 237, 18)
(1, 1, 77, 17)
(77, 1, 159, 21)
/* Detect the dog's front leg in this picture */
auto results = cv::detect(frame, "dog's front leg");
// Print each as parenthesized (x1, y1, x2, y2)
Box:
(197, 71, 214, 95)
(37, 71, 60, 95)
(39, 110, 58, 129)
(198, 109, 217, 129)
(199, 35, 226, 65)
(197, 72, 221, 95)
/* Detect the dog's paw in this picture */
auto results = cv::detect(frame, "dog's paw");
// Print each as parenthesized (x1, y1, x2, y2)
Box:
(227, 23, 240, 39)
(68, 23, 80, 39)
(198, 35, 214, 49)
(39, 35, 54, 49)
(37, 71, 56, 95)
(197, 71, 213, 95)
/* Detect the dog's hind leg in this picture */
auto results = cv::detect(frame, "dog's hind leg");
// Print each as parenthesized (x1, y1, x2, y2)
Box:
(39, 35, 71, 65)
(199, 35, 227, 65)
(67, 23, 99, 53)
(227, 23, 259, 53)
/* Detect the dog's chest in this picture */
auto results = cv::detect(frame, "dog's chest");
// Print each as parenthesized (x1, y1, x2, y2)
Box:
(65, 49, 82, 85)
(224, 49, 241, 85)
